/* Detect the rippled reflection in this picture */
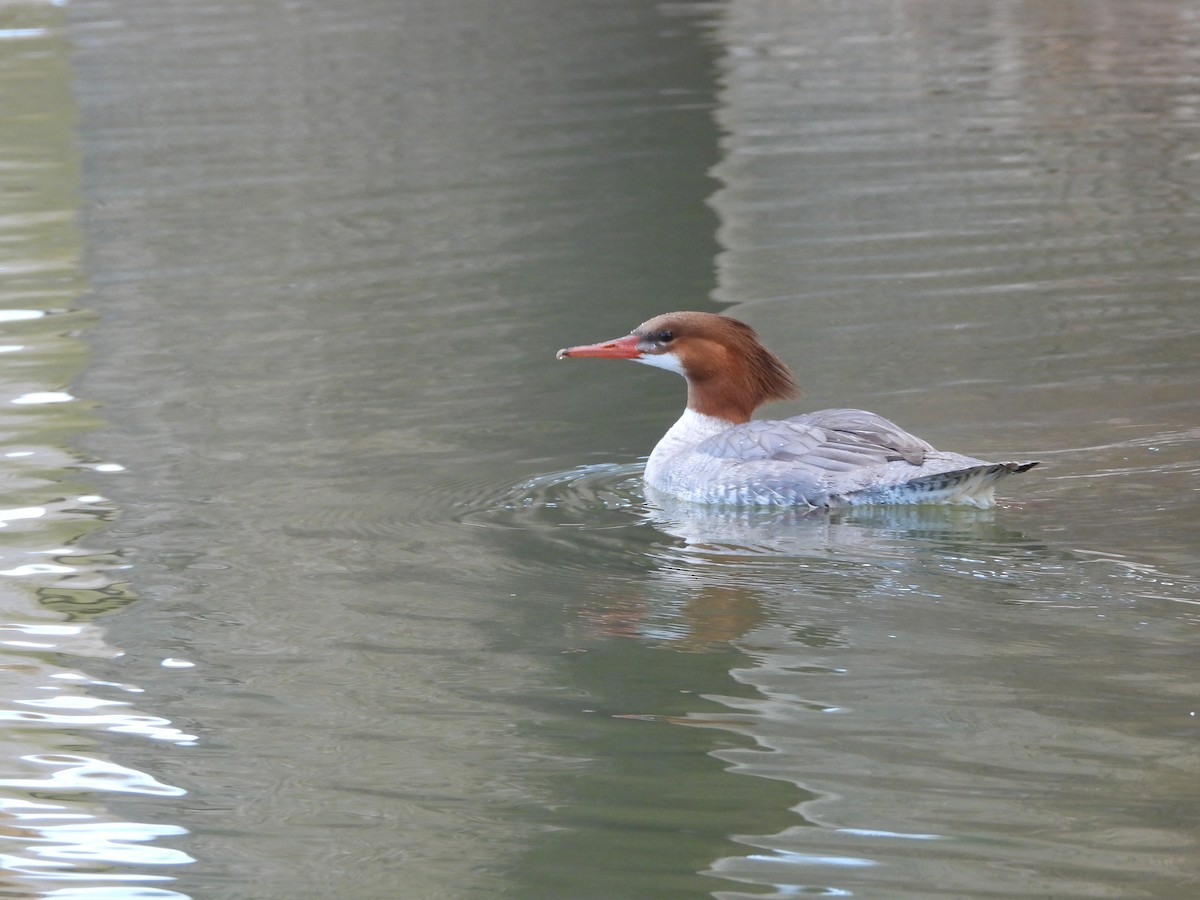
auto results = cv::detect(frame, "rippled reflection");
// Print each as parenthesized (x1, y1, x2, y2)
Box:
(0, 8, 193, 896)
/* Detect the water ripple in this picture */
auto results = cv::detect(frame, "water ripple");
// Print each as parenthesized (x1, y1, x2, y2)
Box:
(0, 11, 194, 893)
(458, 462, 647, 530)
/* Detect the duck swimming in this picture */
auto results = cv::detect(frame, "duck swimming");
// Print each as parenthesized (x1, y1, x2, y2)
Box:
(557, 311, 1037, 508)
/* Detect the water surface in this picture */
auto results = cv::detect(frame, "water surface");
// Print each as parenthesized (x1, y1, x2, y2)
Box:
(0, 0, 1194, 896)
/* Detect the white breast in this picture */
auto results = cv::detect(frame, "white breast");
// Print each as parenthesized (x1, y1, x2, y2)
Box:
(644, 409, 730, 491)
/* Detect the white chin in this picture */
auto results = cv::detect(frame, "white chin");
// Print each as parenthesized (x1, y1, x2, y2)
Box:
(634, 352, 686, 376)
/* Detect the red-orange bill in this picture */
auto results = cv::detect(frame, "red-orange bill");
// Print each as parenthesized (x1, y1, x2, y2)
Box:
(555, 333, 642, 360)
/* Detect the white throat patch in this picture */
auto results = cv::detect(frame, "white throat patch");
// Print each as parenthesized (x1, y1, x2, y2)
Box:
(634, 352, 686, 376)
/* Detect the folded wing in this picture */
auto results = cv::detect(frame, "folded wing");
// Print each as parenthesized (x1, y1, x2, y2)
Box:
(694, 408, 934, 473)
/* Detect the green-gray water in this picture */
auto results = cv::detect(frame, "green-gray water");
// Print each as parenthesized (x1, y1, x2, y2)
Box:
(0, 1, 1195, 896)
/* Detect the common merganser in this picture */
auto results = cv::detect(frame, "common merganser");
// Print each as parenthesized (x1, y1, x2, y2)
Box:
(556, 311, 1037, 508)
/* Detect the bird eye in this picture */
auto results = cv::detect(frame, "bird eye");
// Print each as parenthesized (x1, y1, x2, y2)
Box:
(655, 330, 675, 344)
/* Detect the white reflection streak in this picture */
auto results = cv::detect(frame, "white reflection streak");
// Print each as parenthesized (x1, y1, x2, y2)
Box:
(30, 823, 192, 866)
(0, 669, 197, 888)
(744, 849, 875, 867)
(0, 753, 186, 796)
(836, 827, 942, 840)
(2, 697, 199, 745)
(1, 566, 74, 580)
(11, 391, 75, 405)
(0, 28, 49, 39)
(0, 758, 194, 876)
(0, 506, 47, 526)
(0, 622, 82, 651)
(0, 624, 78, 636)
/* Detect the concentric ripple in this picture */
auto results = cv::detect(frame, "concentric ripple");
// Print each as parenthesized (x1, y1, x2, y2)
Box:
(458, 462, 648, 531)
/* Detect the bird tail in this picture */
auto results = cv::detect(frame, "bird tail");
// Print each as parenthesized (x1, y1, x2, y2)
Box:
(902, 461, 1039, 508)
